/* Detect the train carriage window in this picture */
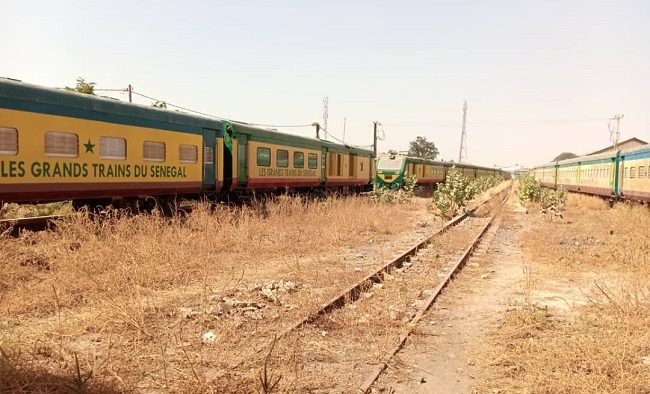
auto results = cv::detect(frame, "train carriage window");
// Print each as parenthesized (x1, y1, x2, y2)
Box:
(360, 162, 364, 172)
(277, 149, 289, 168)
(99, 137, 126, 160)
(639, 166, 647, 179)
(630, 167, 637, 179)
(257, 147, 271, 167)
(143, 141, 165, 162)
(45, 131, 78, 158)
(308, 153, 318, 169)
(0, 127, 18, 155)
(179, 144, 198, 163)
(204, 147, 214, 164)
(293, 151, 304, 168)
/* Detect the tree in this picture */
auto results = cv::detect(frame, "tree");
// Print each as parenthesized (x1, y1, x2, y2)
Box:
(64, 77, 96, 95)
(408, 136, 439, 160)
(152, 101, 167, 109)
(553, 152, 578, 161)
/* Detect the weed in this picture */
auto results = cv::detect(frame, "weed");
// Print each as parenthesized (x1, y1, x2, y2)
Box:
(370, 173, 417, 204)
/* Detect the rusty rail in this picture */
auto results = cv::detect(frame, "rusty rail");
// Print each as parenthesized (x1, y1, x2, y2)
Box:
(358, 214, 497, 393)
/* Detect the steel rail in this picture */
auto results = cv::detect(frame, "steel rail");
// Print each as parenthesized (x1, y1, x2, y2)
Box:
(0, 215, 70, 235)
(275, 183, 511, 340)
(358, 214, 497, 393)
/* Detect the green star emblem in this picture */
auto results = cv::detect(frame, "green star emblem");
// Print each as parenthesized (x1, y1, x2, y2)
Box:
(84, 139, 95, 154)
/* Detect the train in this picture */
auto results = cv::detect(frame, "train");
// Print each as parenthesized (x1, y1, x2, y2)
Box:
(375, 153, 510, 189)
(0, 78, 375, 209)
(530, 145, 650, 202)
(0, 78, 511, 209)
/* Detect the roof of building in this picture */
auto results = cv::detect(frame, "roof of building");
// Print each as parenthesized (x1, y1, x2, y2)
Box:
(587, 137, 647, 155)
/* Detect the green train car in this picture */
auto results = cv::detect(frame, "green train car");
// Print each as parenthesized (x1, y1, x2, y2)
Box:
(375, 153, 509, 189)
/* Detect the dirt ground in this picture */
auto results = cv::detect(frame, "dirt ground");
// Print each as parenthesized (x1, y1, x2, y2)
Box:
(374, 191, 650, 394)
(4, 185, 645, 393)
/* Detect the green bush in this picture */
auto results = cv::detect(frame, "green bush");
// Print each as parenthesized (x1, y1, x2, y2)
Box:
(431, 170, 505, 219)
(516, 173, 566, 216)
(471, 175, 504, 195)
(370, 173, 417, 204)
(431, 167, 474, 219)
(539, 187, 567, 216)
(516, 173, 543, 205)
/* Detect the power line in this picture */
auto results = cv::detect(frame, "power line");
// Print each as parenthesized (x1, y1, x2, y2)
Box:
(384, 117, 607, 128)
(130, 90, 316, 130)
(95, 88, 128, 92)
(130, 90, 225, 119)
(247, 123, 314, 128)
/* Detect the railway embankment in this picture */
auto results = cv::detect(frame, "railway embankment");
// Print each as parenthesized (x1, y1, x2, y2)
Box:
(480, 193, 650, 393)
(370, 190, 649, 394)
(2, 193, 441, 392)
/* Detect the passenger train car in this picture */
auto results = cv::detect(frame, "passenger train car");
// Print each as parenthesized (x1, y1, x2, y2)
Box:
(531, 145, 650, 202)
(375, 153, 509, 189)
(0, 79, 374, 207)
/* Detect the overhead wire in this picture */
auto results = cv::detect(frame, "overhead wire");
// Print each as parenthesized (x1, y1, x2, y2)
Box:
(112, 87, 374, 149)
(130, 90, 227, 120)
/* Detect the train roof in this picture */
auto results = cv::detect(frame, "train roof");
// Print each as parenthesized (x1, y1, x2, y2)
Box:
(0, 77, 224, 133)
(0, 78, 372, 156)
(533, 143, 650, 169)
(557, 150, 617, 166)
(619, 143, 650, 157)
(231, 121, 373, 155)
(377, 153, 505, 172)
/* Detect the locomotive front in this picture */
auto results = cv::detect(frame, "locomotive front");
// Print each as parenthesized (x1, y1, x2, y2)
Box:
(375, 153, 406, 189)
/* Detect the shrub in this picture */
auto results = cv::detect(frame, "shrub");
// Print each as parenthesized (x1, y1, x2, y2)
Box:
(431, 168, 474, 219)
(370, 173, 417, 204)
(471, 175, 504, 195)
(539, 187, 567, 217)
(516, 173, 566, 216)
(516, 173, 543, 205)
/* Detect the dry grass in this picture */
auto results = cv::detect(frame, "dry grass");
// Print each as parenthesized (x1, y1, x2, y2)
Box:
(0, 195, 431, 392)
(483, 194, 650, 393)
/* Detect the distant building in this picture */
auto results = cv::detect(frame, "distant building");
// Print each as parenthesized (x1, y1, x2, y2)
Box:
(587, 137, 647, 155)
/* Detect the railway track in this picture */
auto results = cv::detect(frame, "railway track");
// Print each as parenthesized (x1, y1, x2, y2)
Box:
(0, 215, 70, 236)
(0, 203, 197, 236)
(359, 213, 501, 392)
(230, 183, 511, 391)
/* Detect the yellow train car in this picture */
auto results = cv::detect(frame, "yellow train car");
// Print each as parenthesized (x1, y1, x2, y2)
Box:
(618, 145, 650, 201)
(0, 79, 375, 205)
(0, 80, 216, 204)
(575, 152, 616, 197)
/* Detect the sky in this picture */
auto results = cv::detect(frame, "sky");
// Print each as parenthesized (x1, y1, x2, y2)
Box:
(2, 0, 649, 167)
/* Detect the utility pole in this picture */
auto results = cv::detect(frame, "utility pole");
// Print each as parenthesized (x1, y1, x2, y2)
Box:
(343, 117, 346, 143)
(373, 121, 379, 158)
(128, 84, 133, 103)
(322, 96, 329, 140)
(312, 122, 321, 139)
(608, 114, 624, 151)
(458, 100, 468, 163)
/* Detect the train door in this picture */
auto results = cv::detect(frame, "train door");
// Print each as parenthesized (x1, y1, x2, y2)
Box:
(237, 134, 248, 185)
(222, 124, 235, 192)
(320, 147, 327, 183)
(348, 154, 356, 177)
(202, 128, 217, 191)
(617, 153, 625, 196)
